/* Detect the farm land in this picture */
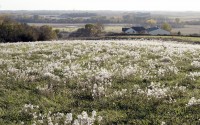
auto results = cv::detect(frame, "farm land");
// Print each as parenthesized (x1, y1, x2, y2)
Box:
(28, 23, 200, 35)
(11, 10, 199, 36)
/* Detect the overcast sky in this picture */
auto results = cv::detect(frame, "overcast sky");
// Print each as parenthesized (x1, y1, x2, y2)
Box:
(0, 0, 200, 11)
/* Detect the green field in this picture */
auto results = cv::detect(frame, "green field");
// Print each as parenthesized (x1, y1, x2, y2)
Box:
(0, 40, 200, 124)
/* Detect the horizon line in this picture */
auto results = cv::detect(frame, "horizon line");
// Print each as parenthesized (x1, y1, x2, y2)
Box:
(1, 9, 200, 12)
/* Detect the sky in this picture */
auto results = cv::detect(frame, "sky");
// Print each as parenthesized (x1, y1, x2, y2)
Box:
(0, 0, 200, 11)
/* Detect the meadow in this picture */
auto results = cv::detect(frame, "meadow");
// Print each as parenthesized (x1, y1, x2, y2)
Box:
(0, 40, 200, 125)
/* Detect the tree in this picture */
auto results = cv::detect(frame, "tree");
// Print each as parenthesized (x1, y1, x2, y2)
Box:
(175, 18, 180, 24)
(85, 23, 104, 36)
(146, 19, 157, 26)
(70, 23, 104, 37)
(94, 23, 104, 36)
(0, 17, 57, 42)
(33, 15, 40, 20)
(85, 24, 95, 36)
(161, 22, 172, 32)
(123, 15, 134, 23)
(38, 25, 57, 41)
(177, 31, 181, 36)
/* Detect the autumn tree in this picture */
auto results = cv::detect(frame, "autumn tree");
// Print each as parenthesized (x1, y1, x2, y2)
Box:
(38, 25, 57, 41)
(161, 22, 172, 32)
(175, 18, 180, 24)
(146, 19, 157, 27)
(93, 23, 104, 36)
(70, 23, 104, 37)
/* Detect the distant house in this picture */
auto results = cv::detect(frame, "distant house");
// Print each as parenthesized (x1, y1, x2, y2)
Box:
(146, 27, 170, 35)
(122, 28, 130, 33)
(122, 26, 147, 34)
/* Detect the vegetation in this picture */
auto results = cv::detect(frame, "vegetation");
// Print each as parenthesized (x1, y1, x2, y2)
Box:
(146, 19, 157, 27)
(2, 11, 175, 26)
(105, 35, 200, 44)
(175, 18, 180, 24)
(0, 16, 57, 42)
(60, 12, 97, 18)
(161, 22, 172, 32)
(2, 10, 200, 35)
(69, 23, 104, 37)
(0, 40, 200, 124)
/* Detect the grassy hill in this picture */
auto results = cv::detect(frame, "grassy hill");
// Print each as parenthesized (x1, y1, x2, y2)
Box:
(0, 40, 200, 124)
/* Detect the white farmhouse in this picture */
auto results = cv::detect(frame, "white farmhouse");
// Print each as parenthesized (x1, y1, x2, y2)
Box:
(124, 28, 137, 34)
(147, 27, 170, 35)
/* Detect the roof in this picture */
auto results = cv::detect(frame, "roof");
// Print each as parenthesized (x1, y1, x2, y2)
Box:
(146, 27, 159, 32)
(131, 26, 146, 32)
(122, 28, 130, 32)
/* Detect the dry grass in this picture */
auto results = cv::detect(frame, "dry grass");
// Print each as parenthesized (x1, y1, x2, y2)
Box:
(172, 25, 200, 35)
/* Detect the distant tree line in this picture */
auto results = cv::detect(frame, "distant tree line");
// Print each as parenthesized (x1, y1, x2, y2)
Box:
(14, 15, 181, 30)
(10, 12, 187, 28)
(16, 15, 152, 24)
(60, 13, 97, 18)
(0, 16, 57, 43)
(15, 16, 113, 24)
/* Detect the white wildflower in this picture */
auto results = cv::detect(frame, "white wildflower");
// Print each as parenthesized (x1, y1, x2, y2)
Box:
(92, 110, 97, 118)
(191, 61, 200, 68)
(97, 116, 103, 122)
(161, 121, 166, 125)
(187, 97, 200, 107)
(73, 119, 80, 125)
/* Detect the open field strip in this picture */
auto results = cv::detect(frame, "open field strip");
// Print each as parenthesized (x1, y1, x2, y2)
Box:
(0, 40, 200, 124)
(107, 36, 200, 44)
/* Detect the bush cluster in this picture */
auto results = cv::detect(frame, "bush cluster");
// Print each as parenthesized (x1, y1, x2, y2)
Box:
(69, 23, 104, 37)
(0, 17, 57, 42)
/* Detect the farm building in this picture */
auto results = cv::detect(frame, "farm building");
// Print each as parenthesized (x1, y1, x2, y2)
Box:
(122, 26, 170, 35)
(146, 27, 170, 35)
(122, 26, 147, 34)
